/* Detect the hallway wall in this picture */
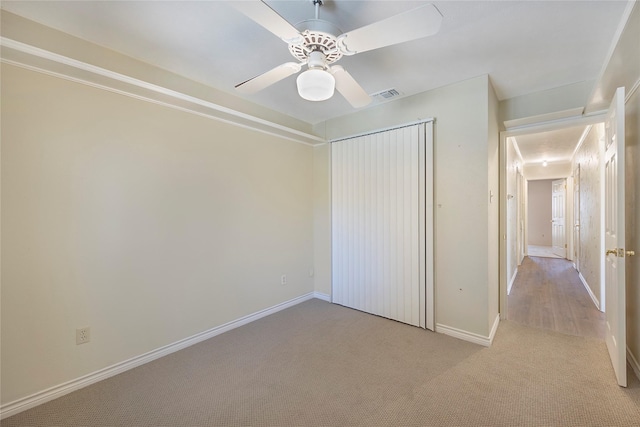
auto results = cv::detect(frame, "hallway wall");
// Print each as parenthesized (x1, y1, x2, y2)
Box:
(572, 124, 604, 309)
(527, 180, 553, 246)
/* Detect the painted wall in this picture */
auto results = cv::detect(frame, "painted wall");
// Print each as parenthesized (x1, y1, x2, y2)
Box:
(314, 75, 499, 339)
(527, 180, 553, 246)
(1, 63, 315, 405)
(0, 11, 315, 141)
(573, 124, 604, 308)
(500, 81, 593, 123)
(487, 80, 500, 329)
(586, 2, 640, 114)
(505, 138, 523, 291)
(313, 144, 331, 297)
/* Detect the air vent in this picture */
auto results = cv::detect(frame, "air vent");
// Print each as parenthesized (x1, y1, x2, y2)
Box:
(370, 88, 403, 101)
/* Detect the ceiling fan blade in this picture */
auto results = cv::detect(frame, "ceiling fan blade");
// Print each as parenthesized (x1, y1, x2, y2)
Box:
(337, 4, 443, 55)
(236, 62, 302, 94)
(331, 66, 372, 108)
(232, 1, 303, 45)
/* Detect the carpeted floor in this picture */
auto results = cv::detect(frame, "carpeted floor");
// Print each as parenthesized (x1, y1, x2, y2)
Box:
(2, 299, 640, 426)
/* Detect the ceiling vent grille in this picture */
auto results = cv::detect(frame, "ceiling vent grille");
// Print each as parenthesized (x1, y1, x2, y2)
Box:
(370, 88, 403, 101)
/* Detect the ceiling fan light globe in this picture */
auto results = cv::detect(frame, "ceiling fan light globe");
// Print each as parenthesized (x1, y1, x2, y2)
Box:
(296, 69, 335, 101)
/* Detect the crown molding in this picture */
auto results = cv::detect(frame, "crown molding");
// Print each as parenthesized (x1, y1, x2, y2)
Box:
(1, 37, 326, 147)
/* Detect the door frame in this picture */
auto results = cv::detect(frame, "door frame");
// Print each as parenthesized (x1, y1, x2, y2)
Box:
(499, 114, 607, 319)
(573, 164, 581, 271)
(551, 178, 567, 258)
(516, 167, 525, 264)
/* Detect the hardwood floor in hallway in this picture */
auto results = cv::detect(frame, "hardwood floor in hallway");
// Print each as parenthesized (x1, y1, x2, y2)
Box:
(508, 256, 606, 339)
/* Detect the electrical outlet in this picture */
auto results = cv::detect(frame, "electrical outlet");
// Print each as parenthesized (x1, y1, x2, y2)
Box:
(281, 274, 287, 285)
(76, 327, 90, 345)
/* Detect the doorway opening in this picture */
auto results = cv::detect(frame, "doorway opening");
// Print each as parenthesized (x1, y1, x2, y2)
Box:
(526, 178, 566, 259)
(500, 88, 629, 387)
(500, 118, 608, 341)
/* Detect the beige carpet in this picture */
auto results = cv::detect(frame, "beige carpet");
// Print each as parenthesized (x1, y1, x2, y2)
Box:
(3, 299, 640, 426)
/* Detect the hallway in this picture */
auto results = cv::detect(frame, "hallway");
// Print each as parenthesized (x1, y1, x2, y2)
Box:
(508, 256, 606, 339)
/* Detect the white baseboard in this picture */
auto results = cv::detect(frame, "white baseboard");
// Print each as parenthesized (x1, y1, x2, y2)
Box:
(313, 291, 331, 302)
(578, 272, 601, 311)
(436, 319, 498, 347)
(507, 268, 518, 295)
(628, 347, 640, 382)
(489, 314, 500, 344)
(0, 292, 318, 420)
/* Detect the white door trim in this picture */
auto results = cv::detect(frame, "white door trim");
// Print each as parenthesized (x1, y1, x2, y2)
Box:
(499, 114, 606, 319)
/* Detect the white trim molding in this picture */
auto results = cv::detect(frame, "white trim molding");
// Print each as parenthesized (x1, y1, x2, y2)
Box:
(628, 347, 640, 382)
(626, 76, 640, 104)
(503, 107, 584, 130)
(436, 315, 500, 348)
(313, 292, 331, 302)
(0, 292, 319, 420)
(0, 37, 325, 147)
(578, 272, 602, 311)
(507, 268, 518, 295)
(489, 314, 501, 345)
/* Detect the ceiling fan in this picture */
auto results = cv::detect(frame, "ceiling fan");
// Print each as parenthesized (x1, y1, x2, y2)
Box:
(233, 0, 443, 108)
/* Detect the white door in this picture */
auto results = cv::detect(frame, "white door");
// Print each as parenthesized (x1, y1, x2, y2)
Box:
(551, 179, 566, 258)
(331, 122, 434, 330)
(604, 87, 627, 387)
(573, 166, 580, 270)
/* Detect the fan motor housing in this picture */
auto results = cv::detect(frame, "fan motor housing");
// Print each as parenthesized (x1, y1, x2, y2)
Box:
(289, 19, 343, 64)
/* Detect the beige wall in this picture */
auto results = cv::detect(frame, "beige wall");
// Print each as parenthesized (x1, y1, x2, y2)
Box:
(500, 81, 593, 124)
(573, 124, 604, 307)
(527, 180, 553, 246)
(0, 11, 314, 140)
(314, 75, 499, 339)
(1, 63, 315, 404)
(312, 144, 331, 296)
(487, 80, 500, 329)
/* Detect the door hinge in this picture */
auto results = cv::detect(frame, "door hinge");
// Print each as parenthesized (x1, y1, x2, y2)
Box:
(565, 244, 567, 248)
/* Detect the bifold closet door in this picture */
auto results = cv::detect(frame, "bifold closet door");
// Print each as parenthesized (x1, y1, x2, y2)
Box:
(331, 123, 433, 329)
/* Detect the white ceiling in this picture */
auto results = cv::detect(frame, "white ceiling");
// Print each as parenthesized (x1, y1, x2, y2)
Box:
(1, 0, 630, 126)
(513, 125, 587, 166)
